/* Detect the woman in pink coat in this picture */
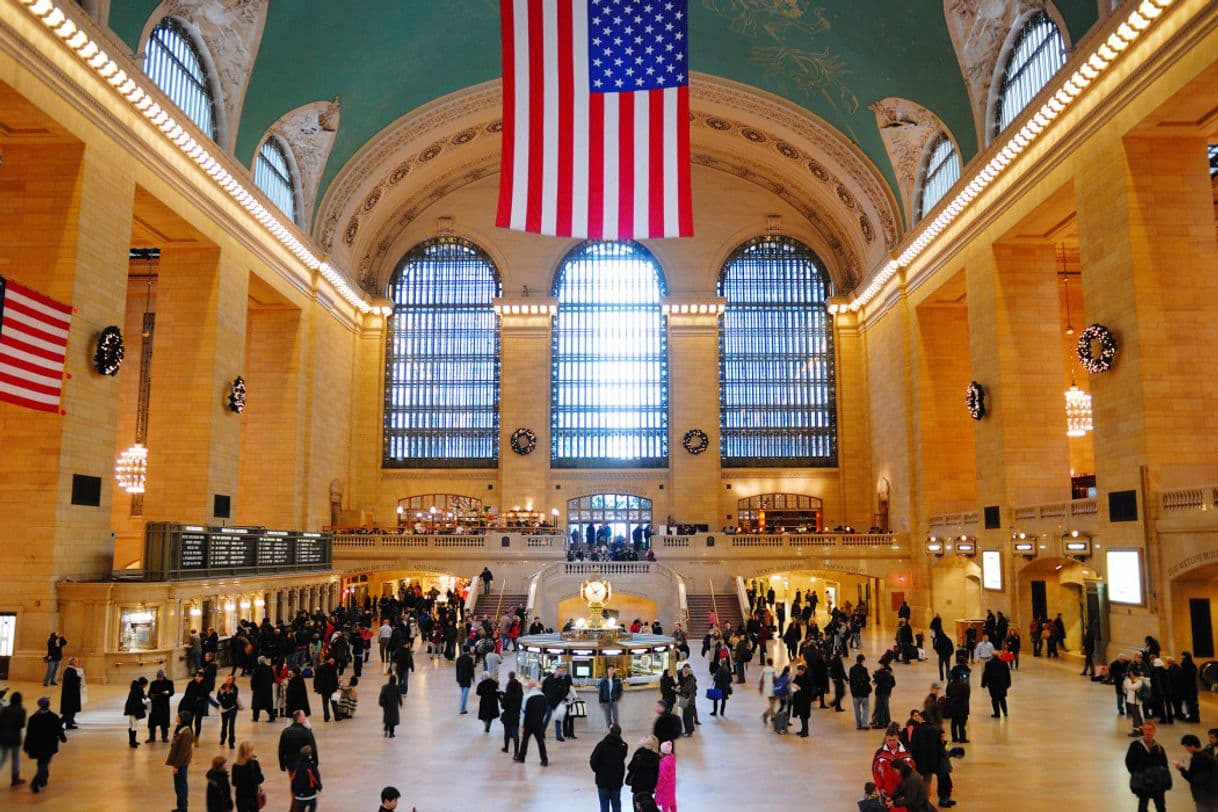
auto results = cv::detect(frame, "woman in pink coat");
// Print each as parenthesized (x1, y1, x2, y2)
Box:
(655, 739, 677, 811)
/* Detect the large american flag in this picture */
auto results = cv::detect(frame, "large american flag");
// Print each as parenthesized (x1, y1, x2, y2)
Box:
(497, 0, 693, 240)
(0, 276, 73, 413)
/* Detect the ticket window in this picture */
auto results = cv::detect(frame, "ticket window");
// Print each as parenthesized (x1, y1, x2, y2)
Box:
(118, 607, 159, 652)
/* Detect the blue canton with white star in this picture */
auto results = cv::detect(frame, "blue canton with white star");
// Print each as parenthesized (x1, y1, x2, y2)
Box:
(589, 0, 688, 93)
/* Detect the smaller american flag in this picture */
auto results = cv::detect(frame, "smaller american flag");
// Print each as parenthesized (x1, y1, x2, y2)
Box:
(0, 276, 73, 413)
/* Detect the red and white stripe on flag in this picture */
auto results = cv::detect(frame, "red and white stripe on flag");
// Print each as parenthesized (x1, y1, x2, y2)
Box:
(497, 0, 693, 240)
(0, 276, 73, 413)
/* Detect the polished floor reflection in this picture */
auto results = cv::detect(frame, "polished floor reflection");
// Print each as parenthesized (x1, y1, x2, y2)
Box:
(0, 629, 1198, 810)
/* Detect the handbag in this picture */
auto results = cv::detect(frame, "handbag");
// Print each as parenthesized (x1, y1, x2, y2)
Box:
(256, 788, 267, 809)
(570, 699, 588, 718)
(553, 701, 567, 722)
(706, 688, 723, 701)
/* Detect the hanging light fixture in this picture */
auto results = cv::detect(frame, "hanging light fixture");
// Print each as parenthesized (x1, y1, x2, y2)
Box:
(115, 442, 148, 493)
(1059, 245, 1092, 437)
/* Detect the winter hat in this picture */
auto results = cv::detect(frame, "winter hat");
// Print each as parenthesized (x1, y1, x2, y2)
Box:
(660, 740, 673, 755)
(37, 696, 50, 708)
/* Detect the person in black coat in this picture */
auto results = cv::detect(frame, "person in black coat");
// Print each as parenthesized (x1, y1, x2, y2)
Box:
(589, 724, 629, 811)
(476, 675, 501, 732)
(277, 711, 318, 772)
(908, 711, 953, 806)
(791, 664, 814, 737)
(710, 660, 733, 716)
(1126, 721, 1170, 811)
(946, 663, 971, 743)
(652, 701, 682, 750)
(147, 669, 174, 742)
(393, 642, 415, 697)
(808, 650, 830, 708)
(230, 742, 264, 812)
(981, 656, 1012, 718)
(286, 668, 311, 718)
(0, 691, 27, 786)
(23, 697, 67, 794)
(313, 659, 340, 722)
(626, 736, 661, 798)
(58, 659, 83, 729)
(180, 670, 212, 737)
(249, 658, 275, 722)
(499, 672, 523, 757)
(1175, 733, 1218, 810)
(378, 675, 402, 738)
(658, 669, 676, 709)
(123, 677, 148, 748)
(456, 650, 475, 714)
(1177, 652, 1201, 723)
(515, 684, 549, 765)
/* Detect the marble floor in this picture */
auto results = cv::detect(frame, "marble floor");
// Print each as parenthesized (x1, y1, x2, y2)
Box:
(0, 630, 1202, 811)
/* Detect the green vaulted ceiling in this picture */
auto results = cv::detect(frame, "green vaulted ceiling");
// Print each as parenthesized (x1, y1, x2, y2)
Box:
(108, 1, 1100, 227)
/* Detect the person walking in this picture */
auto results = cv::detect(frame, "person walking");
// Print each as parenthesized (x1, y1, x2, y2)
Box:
(277, 710, 319, 773)
(456, 648, 475, 715)
(378, 675, 402, 738)
(166, 710, 195, 812)
(289, 745, 322, 812)
(946, 662, 971, 743)
(146, 669, 175, 743)
(230, 741, 265, 812)
(759, 658, 778, 728)
(1175, 733, 1218, 812)
(476, 673, 500, 733)
(1127, 669, 1151, 737)
(249, 658, 275, 723)
(676, 665, 697, 737)
(710, 658, 733, 717)
(205, 754, 234, 812)
(625, 736, 660, 801)
(377, 786, 402, 812)
(313, 659, 340, 723)
(791, 663, 814, 738)
(123, 677, 148, 749)
(59, 657, 85, 729)
(981, 653, 1012, 718)
(42, 632, 66, 686)
(0, 691, 26, 787)
(872, 723, 915, 812)
(849, 654, 872, 731)
(1126, 721, 1171, 812)
(598, 666, 624, 729)
(871, 660, 895, 729)
(499, 671, 523, 757)
(480, 566, 494, 596)
(589, 723, 628, 812)
(216, 675, 240, 748)
(654, 740, 677, 812)
(23, 697, 65, 795)
(515, 681, 549, 766)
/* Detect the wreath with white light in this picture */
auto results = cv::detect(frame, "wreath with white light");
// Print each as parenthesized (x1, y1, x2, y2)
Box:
(93, 325, 124, 376)
(227, 376, 246, 414)
(966, 381, 986, 421)
(510, 427, 537, 455)
(682, 428, 709, 455)
(1076, 323, 1117, 374)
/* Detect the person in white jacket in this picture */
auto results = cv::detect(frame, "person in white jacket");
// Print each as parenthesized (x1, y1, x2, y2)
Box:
(1124, 670, 1148, 736)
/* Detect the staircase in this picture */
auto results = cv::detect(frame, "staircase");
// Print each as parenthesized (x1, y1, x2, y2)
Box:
(686, 593, 745, 640)
(472, 591, 528, 620)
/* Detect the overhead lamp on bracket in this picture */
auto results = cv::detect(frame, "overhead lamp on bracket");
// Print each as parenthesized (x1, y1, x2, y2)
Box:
(1061, 529, 1093, 560)
(1011, 530, 1038, 559)
(925, 535, 945, 556)
(954, 535, 977, 556)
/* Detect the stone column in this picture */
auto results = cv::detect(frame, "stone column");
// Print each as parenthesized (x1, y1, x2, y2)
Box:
(496, 299, 556, 518)
(664, 300, 723, 528)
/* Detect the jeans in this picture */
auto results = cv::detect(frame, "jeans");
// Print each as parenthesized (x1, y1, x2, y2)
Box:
(173, 766, 188, 810)
(852, 695, 870, 729)
(601, 701, 619, 728)
(872, 694, 890, 727)
(294, 800, 318, 812)
(938, 655, 951, 681)
(459, 685, 470, 713)
(598, 785, 622, 812)
(42, 659, 60, 685)
(0, 744, 19, 781)
(220, 710, 236, 745)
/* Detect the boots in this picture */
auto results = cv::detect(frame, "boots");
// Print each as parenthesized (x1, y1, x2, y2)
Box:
(128, 728, 139, 748)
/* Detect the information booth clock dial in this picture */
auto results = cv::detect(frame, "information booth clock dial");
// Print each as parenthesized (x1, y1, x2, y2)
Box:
(583, 580, 608, 604)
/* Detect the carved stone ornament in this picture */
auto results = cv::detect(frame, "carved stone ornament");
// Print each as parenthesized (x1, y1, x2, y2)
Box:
(870, 97, 955, 226)
(152, 0, 271, 152)
(263, 98, 341, 228)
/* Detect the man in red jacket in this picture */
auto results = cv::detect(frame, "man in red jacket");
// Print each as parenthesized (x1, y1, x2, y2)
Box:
(871, 723, 916, 812)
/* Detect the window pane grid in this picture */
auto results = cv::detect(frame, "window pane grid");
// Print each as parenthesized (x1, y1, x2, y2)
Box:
(996, 12, 1066, 136)
(718, 237, 837, 467)
(1208, 144, 1218, 178)
(551, 242, 669, 468)
(254, 138, 297, 222)
(145, 18, 216, 140)
(918, 135, 961, 220)
(383, 238, 501, 467)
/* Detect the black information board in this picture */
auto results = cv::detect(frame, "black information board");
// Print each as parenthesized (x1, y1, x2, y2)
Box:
(143, 523, 332, 580)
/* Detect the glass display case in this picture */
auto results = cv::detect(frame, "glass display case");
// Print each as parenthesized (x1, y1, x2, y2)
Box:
(118, 607, 158, 652)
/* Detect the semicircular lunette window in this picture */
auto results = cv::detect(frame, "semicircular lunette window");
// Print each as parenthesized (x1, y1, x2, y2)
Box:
(551, 241, 669, 468)
(144, 17, 217, 140)
(994, 11, 1067, 138)
(917, 134, 961, 221)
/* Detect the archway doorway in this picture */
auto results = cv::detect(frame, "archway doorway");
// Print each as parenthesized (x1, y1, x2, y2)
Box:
(929, 555, 983, 623)
(1169, 562, 1218, 659)
(1016, 557, 1088, 651)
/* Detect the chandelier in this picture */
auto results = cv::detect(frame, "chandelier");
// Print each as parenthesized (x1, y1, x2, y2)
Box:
(1065, 382, 1093, 437)
(115, 443, 148, 494)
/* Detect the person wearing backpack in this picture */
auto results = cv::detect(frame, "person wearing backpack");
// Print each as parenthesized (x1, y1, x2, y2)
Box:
(1126, 721, 1170, 812)
(290, 744, 322, 811)
(1126, 670, 1151, 737)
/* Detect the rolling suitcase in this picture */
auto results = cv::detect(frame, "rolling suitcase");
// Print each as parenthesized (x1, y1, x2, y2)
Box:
(771, 707, 790, 734)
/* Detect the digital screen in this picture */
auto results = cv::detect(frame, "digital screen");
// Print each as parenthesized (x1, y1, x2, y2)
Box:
(179, 533, 207, 569)
(1107, 550, 1143, 605)
(258, 534, 292, 567)
(982, 549, 1002, 590)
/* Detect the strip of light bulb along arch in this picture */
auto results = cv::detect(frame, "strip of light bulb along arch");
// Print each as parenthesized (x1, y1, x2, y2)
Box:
(848, 0, 1177, 312)
(12, 0, 388, 315)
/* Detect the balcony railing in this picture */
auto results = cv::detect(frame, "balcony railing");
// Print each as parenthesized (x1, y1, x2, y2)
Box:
(1010, 499, 1097, 522)
(927, 511, 980, 529)
(1160, 486, 1217, 513)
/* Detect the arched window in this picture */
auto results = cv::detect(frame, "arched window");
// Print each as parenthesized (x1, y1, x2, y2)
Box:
(718, 236, 836, 467)
(551, 242, 668, 467)
(994, 11, 1067, 137)
(384, 238, 501, 467)
(144, 18, 217, 140)
(254, 137, 297, 222)
(917, 134, 961, 221)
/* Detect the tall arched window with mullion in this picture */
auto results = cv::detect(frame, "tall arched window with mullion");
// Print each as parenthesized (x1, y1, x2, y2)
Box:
(994, 11, 1067, 138)
(551, 242, 668, 468)
(254, 137, 297, 223)
(384, 238, 501, 467)
(144, 17, 217, 140)
(719, 236, 836, 467)
(917, 134, 961, 221)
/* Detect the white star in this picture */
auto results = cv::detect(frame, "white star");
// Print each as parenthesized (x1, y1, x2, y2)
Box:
(594, 78, 603, 88)
(615, 78, 624, 87)
(626, 67, 634, 76)
(636, 77, 645, 86)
